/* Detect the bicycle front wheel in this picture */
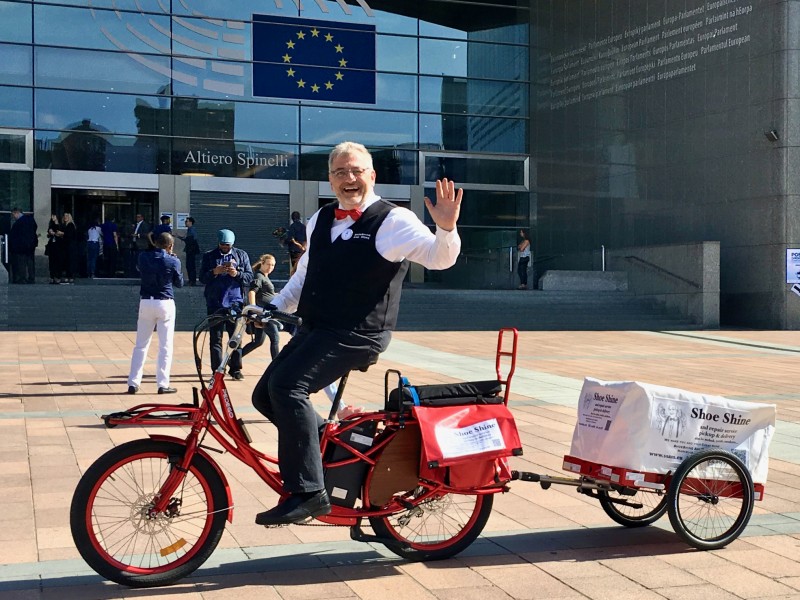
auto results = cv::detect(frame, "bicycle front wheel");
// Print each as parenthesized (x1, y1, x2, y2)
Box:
(667, 449, 754, 550)
(369, 490, 493, 561)
(70, 439, 229, 588)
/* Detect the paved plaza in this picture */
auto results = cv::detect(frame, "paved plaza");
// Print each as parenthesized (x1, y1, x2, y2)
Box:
(1, 328, 800, 599)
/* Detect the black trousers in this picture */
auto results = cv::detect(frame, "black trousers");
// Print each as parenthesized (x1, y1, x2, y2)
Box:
(185, 251, 198, 284)
(251, 325, 390, 493)
(518, 256, 530, 286)
(10, 253, 35, 283)
(208, 311, 243, 374)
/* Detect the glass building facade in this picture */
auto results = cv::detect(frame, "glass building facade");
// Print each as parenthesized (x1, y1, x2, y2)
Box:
(4, 0, 799, 328)
(0, 0, 531, 285)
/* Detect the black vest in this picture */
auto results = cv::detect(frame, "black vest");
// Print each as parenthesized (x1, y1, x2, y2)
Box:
(297, 200, 409, 331)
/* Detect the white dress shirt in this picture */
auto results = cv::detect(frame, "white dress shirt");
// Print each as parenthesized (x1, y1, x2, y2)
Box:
(273, 194, 460, 314)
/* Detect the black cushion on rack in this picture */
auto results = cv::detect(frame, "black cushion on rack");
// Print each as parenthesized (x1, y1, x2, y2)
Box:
(386, 380, 503, 411)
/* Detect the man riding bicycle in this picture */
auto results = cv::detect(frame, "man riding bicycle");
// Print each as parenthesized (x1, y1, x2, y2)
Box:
(251, 141, 463, 525)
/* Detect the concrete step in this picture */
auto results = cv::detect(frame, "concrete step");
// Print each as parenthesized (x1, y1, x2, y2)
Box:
(0, 282, 700, 331)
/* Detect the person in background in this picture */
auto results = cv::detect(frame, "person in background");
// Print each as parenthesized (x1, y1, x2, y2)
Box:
(60, 212, 78, 284)
(126, 232, 183, 395)
(150, 215, 172, 245)
(517, 229, 531, 290)
(101, 216, 119, 277)
(86, 218, 102, 279)
(242, 253, 281, 361)
(251, 141, 462, 525)
(128, 213, 152, 276)
(45, 214, 62, 284)
(8, 207, 38, 284)
(178, 216, 200, 285)
(199, 229, 254, 380)
(284, 211, 306, 276)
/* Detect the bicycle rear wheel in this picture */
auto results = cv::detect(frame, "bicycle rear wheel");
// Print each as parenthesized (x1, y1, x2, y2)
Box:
(369, 489, 493, 561)
(667, 449, 754, 550)
(70, 439, 229, 587)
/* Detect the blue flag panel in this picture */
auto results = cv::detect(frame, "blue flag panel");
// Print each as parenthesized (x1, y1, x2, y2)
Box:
(253, 14, 376, 104)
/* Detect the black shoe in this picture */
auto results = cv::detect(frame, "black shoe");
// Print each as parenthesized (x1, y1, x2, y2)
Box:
(127, 385, 138, 395)
(255, 490, 331, 526)
(158, 387, 177, 394)
(230, 371, 245, 381)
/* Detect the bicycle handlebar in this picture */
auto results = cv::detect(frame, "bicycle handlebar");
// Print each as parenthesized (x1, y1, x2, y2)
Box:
(241, 304, 303, 328)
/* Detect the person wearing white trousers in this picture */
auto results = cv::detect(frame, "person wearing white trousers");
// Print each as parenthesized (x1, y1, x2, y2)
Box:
(126, 232, 184, 395)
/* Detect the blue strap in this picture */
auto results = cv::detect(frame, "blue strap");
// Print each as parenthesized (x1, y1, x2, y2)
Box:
(400, 377, 421, 406)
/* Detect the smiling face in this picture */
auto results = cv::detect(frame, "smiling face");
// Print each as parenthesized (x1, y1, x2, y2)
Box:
(328, 150, 376, 210)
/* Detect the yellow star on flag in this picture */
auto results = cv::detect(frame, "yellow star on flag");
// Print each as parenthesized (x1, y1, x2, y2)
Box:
(310, 28, 320, 37)
(296, 30, 305, 39)
(297, 79, 305, 88)
(325, 81, 334, 90)
(325, 33, 333, 42)
(338, 58, 347, 67)
(282, 54, 292, 63)
(286, 68, 295, 77)
(335, 44, 344, 53)
(311, 83, 320, 92)
(335, 72, 344, 80)
(286, 40, 295, 49)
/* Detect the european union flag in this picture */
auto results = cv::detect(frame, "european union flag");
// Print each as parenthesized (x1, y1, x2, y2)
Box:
(253, 15, 376, 104)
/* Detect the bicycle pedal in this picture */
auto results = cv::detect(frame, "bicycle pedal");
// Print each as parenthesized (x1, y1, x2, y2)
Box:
(261, 523, 289, 529)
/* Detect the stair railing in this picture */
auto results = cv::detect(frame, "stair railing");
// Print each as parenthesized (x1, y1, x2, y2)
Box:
(622, 255, 700, 289)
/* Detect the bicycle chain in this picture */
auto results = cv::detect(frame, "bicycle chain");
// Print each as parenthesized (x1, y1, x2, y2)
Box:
(262, 519, 348, 528)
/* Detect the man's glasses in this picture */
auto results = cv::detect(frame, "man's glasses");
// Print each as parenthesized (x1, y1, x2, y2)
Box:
(330, 168, 371, 179)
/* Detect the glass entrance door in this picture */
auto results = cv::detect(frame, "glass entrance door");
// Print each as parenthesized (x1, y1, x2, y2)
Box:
(51, 188, 157, 278)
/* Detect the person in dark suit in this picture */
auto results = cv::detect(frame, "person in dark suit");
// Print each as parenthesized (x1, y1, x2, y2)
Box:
(9, 207, 38, 284)
(127, 213, 151, 276)
(251, 141, 463, 525)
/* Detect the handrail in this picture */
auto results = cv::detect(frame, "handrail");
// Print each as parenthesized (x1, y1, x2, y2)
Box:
(622, 255, 701, 289)
(531, 254, 563, 266)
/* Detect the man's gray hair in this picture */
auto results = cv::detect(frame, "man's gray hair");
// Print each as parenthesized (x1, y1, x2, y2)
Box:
(328, 141, 373, 171)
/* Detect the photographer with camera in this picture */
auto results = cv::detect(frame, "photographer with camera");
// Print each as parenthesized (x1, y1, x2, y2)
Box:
(199, 229, 253, 380)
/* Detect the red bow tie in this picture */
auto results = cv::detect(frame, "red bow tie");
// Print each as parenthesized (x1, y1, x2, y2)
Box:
(334, 207, 363, 221)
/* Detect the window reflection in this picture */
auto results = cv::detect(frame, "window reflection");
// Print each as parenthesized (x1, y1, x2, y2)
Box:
(0, 44, 32, 86)
(420, 113, 526, 153)
(419, 38, 527, 80)
(0, 86, 33, 128)
(419, 76, 527, 117)
(35, 48, 170, 95)
(0, 171, 33, 213)
(35, 0, 164, 11)
(0, 1, 32, 44)
(34, 5, 171, 54)
(377, 35, 418, 73)
(300, 107, 416, 148)
(36, 130, 165, 174)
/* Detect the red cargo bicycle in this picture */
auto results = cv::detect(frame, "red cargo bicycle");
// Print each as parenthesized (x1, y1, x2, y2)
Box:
(70, 307, 522, 588)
